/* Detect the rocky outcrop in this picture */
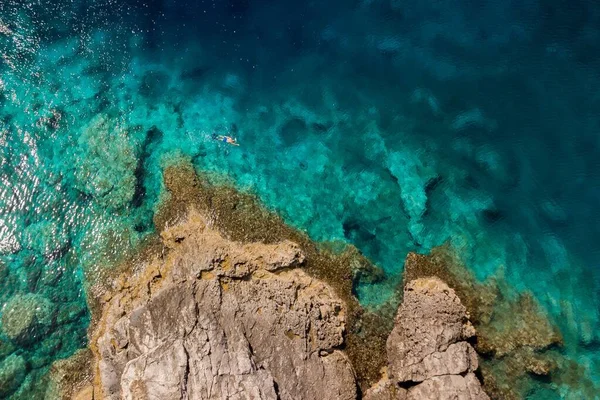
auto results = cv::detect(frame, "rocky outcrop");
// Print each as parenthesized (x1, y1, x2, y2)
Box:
(80, 207, 491, 400)
(363, 278, 488, 400)
(387, 278, 478, 383)
(387, 278, 487, 399)
(63, 162, 494, 400)
(90, 211, 357, 400)
(402, 248, 569, 399)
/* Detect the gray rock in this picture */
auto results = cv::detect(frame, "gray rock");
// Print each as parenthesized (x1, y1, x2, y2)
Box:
(395, 341, 478, 383)
(88, 212, 490, 400)
(406, 373, 488, 400)
(385, 277, 488, 400)
(387, 277, 476, 382)
(94, 213, 356, 400)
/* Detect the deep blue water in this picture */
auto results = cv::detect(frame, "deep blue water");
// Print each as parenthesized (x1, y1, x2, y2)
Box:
(1, 0, 600, 398)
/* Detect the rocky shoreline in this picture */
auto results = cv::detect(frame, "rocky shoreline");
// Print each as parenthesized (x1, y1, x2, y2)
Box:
(47, 160, 585, 399)
(58, 211, 490, 400)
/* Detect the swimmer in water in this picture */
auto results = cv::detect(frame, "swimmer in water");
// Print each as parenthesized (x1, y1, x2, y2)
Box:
(212, 133, 239, 146)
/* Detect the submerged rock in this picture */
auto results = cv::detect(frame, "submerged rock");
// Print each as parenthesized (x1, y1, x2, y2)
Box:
(0, 354, 26, 397)
(72, 114, 138, 211)
(0, 339, 15, 360)
(386, 149, 439, 243)
(1, 293, 54, 344)
(0, 262, 8, 283)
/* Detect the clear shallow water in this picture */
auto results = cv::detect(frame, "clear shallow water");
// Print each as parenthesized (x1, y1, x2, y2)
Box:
(1, 0, 600, 397)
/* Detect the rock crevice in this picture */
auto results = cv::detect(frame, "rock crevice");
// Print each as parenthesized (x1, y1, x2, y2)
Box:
(364, 277, 489, 400)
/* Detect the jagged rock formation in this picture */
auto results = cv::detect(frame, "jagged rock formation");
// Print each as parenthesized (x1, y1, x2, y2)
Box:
(75, 209, 490, 400)
(88, 211, 357, 400)
(45, 161, 596, 400)
(387, 278, 479, 383)
(402, 249, 569, 399)
(60, 162, 494, 400)
(364, 278, 489, 400)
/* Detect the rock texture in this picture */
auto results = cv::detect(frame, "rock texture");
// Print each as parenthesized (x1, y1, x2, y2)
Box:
(78, 189, 491, 399)
(378, 277, 489, 400)
(0, 354, 26, 397)
(387, 278, 478, 382)
(402, 248, 572, 399)
(91, 211, 357, 400)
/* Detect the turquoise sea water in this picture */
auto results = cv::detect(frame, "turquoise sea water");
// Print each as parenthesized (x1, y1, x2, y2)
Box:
(1, 0, 600, 398)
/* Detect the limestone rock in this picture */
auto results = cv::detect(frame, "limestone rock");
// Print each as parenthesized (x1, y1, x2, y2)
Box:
(406, 373, 488, 400)
(83, 206, 492, 400)
(387, 277, 477, 383)
(363, 375, 407, 400)
(384, 277, 488, 400)
(93, 211, 356, 400)
(402, 248, 567, 398)
(72, 385, 94, 400)
(1, 293, 54, 344)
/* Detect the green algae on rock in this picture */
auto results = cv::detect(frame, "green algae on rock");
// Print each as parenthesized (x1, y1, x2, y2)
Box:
(72, 114, 139, 212)
(0, 354, 26, 398)
(1, 293, 54, 344)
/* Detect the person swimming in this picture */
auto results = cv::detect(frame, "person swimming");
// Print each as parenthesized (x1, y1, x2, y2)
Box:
(212, 133, 239, 146)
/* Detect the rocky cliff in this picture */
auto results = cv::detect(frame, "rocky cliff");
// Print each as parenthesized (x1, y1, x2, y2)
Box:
(366, 277, 488, 400)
